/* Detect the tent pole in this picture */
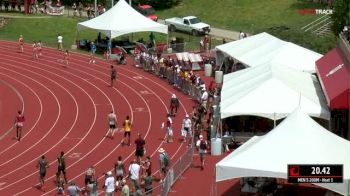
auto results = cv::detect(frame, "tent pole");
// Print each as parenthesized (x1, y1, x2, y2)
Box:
(76, 30, 79, 49)
(274, 113, 276, 128)
(328, 111, 332, 132)
(166, 34, 169, 50)
(94, 0, 97, 17)
(214, 167, 217, 196)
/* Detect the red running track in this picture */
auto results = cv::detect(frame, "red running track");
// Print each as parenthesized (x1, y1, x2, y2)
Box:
(0, 41, 196, 195)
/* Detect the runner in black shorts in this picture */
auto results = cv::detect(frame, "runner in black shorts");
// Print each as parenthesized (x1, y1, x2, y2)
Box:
(111, 65, 116, 87)
(57, 151, 68, 184)
(37, 155, 49, 189)
(135, 133, 145, 162)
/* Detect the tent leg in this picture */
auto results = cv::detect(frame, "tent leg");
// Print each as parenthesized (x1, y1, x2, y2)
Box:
(166, 34, 169, 51)
(213, 167, 217, 196)
(75, 30, 79, 49)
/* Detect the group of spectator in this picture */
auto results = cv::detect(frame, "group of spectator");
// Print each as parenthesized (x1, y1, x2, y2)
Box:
(135, 46, 221, 171)
(0, 0, 22, 12)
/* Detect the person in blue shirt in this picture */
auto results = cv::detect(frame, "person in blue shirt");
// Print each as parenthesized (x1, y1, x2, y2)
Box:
(89, 41, 96, 64)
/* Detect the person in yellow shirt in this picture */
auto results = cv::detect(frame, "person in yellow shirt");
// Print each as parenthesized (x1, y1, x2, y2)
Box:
(122, 115, 132, 146)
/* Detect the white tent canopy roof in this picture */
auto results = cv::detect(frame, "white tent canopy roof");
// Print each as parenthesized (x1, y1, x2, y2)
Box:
(77, 0, 168, 38)
(220, 63, 330, 120)
(215, 32, 322, 73)
(216, 109, 350, 195)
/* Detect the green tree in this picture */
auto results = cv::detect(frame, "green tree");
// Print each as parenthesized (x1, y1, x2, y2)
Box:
(331, 0, 350, 35)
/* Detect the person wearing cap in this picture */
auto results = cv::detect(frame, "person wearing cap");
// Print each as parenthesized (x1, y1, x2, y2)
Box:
(201, 89, 208, 109)
(67, 182, 81, 196)
(121, 179, 129, 196)
(104, 171, 115, 195)
(158, 148, 169, 181)
(196, 135, 208, 170)
(128, 159, 141, 194)
(181, 114, 192, 144)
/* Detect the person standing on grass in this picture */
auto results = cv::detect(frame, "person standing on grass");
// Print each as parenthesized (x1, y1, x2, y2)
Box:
(134, 133, 145, 163)
(196, 135, 208, 170)
(57, 34, 63, 50)
(57, 151, 68, 183)
(37, 155, 49, 190)
(122, 115, 132, 146)
(18, 35, 24, 53)
(110, 65, 116, 87)
(106, 111, 117, 139)
(14, 110, 25, 141)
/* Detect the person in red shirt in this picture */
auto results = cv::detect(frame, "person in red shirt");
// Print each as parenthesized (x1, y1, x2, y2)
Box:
(18, 35, 24, 53)
(14, 110, 25, 141)
(135, 133, 145, 163)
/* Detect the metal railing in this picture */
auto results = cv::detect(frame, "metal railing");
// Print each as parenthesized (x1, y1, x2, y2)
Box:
(132, 47, 220, 195)
(141, 147, 194, 196)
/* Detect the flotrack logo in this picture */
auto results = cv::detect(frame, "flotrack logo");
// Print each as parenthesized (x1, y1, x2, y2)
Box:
(298, 9, 333, 15)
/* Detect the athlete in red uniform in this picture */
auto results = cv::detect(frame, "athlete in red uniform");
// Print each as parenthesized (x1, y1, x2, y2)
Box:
(18, 35, 24, 53)
(14, 110, 25, 141)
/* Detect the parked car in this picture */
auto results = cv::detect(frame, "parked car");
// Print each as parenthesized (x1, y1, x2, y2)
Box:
(134, 4, 158, 21)
(164, 16, 211, 36)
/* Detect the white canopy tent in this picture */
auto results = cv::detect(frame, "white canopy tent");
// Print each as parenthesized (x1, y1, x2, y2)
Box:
(220, 63, 330, 120)
(216, 109, 350, 195)
(77, 0, 168, 38)
(215, 32, 322, 73)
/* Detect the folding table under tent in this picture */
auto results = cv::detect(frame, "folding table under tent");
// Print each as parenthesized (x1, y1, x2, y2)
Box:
(77, 0, 168, 39)
(216, 109, 350, 196)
